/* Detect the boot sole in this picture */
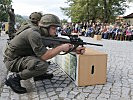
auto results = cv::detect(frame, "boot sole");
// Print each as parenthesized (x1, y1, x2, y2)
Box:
(5, 79, 27, 94)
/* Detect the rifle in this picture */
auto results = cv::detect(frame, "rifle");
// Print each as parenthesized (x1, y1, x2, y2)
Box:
(41, 34, 103, 54)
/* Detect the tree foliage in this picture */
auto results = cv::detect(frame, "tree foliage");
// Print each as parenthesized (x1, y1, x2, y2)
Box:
(61, 0, 131, 23)
(0, 0, 12, 22)
(61, 19, 68, 23)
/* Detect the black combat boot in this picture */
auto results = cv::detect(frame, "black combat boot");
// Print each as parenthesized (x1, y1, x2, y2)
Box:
(33, 73, 53, 81)
(5, 73, 27, 94)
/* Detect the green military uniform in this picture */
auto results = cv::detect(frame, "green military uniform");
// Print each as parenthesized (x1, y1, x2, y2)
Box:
(14, 12, 42, 38)
(14, 21, 37, 36)
(4, 14, 61, 94)
(3, 27, 49, 80)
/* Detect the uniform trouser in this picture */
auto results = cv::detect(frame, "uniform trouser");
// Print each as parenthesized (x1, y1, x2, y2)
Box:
(4, 56, 49, 80)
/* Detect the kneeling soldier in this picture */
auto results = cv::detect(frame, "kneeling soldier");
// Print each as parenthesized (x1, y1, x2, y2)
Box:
(3, 14, 85, 94)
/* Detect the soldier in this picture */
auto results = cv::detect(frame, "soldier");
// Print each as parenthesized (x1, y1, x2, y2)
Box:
(14, 12, 42, 36)
(7, 7, 16, 40)
(3, 14, 85, 94)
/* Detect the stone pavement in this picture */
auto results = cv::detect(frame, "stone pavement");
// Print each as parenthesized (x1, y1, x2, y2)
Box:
(0, 33, 133, 100)
(0, 32, 8, 91)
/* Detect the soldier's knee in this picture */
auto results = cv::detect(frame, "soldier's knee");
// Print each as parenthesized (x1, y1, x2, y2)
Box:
(26, 59, 49, 71)
(34, 61, 49, 71)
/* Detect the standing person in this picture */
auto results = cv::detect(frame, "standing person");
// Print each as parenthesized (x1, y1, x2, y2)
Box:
(2, 23, 5, 31)
(7, 6, 16, 40)
(3, 14, 85, 94)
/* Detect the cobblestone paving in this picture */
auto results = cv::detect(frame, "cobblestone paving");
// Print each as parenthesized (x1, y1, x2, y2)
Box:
(0, 32, 8, 91)
(0, 35, 133, 100)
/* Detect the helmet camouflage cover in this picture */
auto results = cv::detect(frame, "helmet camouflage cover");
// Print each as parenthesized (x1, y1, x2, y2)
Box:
(29, 12, 42, 22)
(39, 14, 61, 27)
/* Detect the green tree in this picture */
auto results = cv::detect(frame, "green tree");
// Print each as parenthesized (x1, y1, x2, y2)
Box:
(0, 0, 12, 22)
(61, 19, 68, 23)
(61, 0, 131, 23)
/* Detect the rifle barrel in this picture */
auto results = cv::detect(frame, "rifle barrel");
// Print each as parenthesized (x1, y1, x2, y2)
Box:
(84, 42, 103, 46)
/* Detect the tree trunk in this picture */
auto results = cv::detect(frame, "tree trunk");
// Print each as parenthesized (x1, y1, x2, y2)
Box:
(103, 0, 108, 23)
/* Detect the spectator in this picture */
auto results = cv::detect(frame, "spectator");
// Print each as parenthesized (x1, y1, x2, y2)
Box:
(125, 27, 132, 41)
(85, 25, 94, 37)
(2, 23, 5, 31)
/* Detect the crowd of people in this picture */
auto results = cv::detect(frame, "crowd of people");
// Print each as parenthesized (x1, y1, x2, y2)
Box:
(1, 9, 133, 41)
(61, 22, 133, 41)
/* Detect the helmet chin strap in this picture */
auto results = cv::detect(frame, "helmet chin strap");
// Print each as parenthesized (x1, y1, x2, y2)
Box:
(39, 25, 58, 37)
(40, 27, 50, 37)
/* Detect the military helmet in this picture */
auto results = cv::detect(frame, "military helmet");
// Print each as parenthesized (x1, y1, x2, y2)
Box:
(39, 14, 61, 27)
(29, 12, 42, 22)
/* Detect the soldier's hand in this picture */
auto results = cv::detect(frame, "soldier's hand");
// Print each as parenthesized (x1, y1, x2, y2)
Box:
(75, 46, 86, 54)
(60, 43, 73, 52)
